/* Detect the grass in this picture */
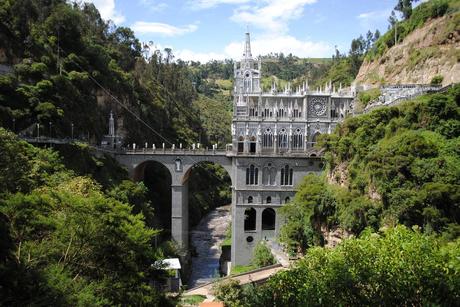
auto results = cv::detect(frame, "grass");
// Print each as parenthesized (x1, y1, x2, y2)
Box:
(231, 264, 256, 275)
(179, 294, 206, 305)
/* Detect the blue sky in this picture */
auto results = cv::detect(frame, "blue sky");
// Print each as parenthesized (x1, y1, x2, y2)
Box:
(87, 0, 400, 62)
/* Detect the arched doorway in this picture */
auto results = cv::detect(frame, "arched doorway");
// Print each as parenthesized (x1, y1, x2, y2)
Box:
(262, 208, 276, 239)
(262, 208, 276, 230)
(244, 208, 256, 231)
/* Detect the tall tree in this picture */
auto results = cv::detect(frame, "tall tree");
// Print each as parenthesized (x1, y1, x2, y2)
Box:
(395, 0, 420, 20)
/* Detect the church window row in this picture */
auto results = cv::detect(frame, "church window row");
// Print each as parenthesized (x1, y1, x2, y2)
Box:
(237, 130, 305, 152)
(246, 164, 293, 186)
(246, 195, 291, 204)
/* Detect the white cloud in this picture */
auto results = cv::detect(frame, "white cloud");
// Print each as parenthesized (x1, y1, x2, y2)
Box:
(230, 0, 317, 34)
(225, 34, 333, 59)
(85, 0, 125, 24)
(174, 49, 227, 62)
(189, 0, 251, 10)
(357, 9, 391, 29)
(172, 34, 333, 62)
(131, 22, 198, 36)
(139, 0, 168, 12)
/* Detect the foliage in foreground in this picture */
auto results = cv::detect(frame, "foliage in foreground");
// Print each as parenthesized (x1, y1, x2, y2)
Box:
(0, 129, 171, 306)
(251, 241, 276, 268)
(245, 226, 460, 306)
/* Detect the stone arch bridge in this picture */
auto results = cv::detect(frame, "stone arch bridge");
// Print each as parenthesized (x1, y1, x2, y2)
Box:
(108, 147, 324, 265)
(113, 148, 234, 249)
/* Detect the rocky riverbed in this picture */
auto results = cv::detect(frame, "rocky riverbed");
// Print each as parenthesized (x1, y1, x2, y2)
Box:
(188, 205, 231, 288)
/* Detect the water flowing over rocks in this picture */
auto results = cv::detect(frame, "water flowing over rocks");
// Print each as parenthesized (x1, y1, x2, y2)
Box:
(188, 206, 231, 288)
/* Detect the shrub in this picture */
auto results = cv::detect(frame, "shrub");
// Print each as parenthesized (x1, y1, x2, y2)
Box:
(431, 74, 444, 85)
(252, 241, 276, 267)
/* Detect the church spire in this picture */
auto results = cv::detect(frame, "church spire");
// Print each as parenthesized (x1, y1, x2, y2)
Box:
(243, 32, 252, 59)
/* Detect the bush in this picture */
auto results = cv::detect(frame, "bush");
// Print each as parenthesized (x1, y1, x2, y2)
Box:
(252, 226, 460, 306)
(252, 241, 276, 267)
(431, 74, 444, 85)
(212, 279, 244, 307)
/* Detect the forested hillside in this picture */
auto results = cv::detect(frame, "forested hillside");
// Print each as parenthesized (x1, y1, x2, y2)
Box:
(357, 0, 460, 85)
(0, 129, 175, 305)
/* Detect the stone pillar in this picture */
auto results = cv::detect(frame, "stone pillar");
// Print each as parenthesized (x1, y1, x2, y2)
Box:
(171, 182, 189, 249)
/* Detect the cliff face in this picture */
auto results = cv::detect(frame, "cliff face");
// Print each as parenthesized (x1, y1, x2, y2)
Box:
(356, 14, 460, 86)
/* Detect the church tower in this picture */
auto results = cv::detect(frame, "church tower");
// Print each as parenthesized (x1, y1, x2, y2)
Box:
(234, 32, 261, 100)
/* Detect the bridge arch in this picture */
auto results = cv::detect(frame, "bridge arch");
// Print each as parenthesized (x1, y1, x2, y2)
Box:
(116, 152, 233, 250)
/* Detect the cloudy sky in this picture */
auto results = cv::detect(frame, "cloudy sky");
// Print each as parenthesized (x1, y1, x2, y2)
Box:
(86, 0, 400, 62)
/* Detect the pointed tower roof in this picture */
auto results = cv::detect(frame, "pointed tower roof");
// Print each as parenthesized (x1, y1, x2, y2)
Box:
(243, 32, 252, 60)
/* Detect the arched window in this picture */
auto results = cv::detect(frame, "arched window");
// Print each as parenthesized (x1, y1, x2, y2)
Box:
(263, 128, 273, 148)
(262, 208, 276, 230)
(263, 163, 276, 186)
(266, 196, 271, 204)
(246, 164, 259, 185)
(238, 136, 244, 153)
(281, 165, 293, 186)
(244, 208, 256, 231)
(285, 197, 291, 203)
(293, 100, 300, 117)
(249, 136, 257, 154)
(279, 100, 285, 118)
(278, 128, 288, 149)
(293, 128, 303, 149)
(248, 196, 253, 204)
(175, 159, 182, 172)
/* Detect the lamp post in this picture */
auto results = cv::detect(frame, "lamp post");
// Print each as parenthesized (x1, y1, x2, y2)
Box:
(37, 123, 40, 138)
(49, 122, 52, 138)
(71, 122, 74, 140)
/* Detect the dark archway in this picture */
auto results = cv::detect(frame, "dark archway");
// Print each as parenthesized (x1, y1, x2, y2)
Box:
(183, 161, 232, 228)
(244, 208, 256, 231)
(262, 208, 276, 230)
(249, 136, 256, 154)
(133, 160, 172, 241)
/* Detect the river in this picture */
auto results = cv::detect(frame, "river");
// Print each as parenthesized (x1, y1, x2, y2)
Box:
(188, 205, 231, 288)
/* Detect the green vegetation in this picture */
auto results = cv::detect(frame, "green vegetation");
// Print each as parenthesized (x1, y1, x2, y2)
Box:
(230, 264, 256, 275)
(0, 129, 172, 305)
(431, 74, 445, 85)
(357, 88, 382, 109)
(247, 226, 460, 306)
(221, 222, 232, 247)
(251, 241, 276, 267)
(367, 0, 459, 60)
(179, 294, 206, 305)
(280, 86, 460, 252)
(255, 84, 460, 306)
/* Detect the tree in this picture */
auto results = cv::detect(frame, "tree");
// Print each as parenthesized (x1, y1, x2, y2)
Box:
(395, 0, 420, 20)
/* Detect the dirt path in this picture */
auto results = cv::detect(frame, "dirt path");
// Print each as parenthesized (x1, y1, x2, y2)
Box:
(188, 205, 231, 288)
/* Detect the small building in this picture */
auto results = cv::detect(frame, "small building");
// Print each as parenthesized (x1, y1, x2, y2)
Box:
(154, 258, 182, 292)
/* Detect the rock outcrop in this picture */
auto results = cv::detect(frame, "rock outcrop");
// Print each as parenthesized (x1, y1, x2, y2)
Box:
(356, 14, 460, 86)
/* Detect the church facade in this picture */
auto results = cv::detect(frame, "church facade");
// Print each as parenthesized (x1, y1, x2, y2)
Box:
(229, 33, 354, 265)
